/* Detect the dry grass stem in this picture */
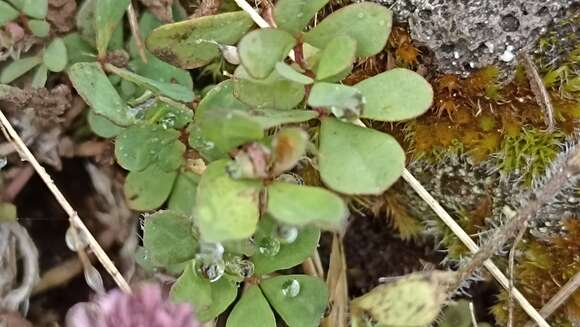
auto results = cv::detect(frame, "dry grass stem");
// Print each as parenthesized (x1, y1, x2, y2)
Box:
(401, 169, 549, 327)
(523, 272, 580, 327)
(321, 234, 349, 327)
(127, 3, 148, 64)
(519, 53, 555, 132)
(0, 108, 131, 293)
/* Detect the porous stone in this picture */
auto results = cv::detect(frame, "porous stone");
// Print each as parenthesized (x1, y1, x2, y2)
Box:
(374, 0, 577, 74)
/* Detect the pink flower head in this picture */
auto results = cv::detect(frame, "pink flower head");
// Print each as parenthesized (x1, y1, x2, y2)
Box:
(66, 283, 200, 327)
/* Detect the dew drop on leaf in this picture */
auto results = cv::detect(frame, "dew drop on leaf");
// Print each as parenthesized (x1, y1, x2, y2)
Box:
(257, 237, 281, 257)
(195, 258, 225, 282)
(65, 226, 89, 251)
(281, 279, 300, 298)
(276, 224, 298, 244)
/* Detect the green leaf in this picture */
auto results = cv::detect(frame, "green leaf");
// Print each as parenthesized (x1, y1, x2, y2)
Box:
(187, 122, 229, 161)
(233, 67, 305, 110)
(316, 35, 356, 80)
(95, 0, 130, 56)
(68, 62, 132, 126)
(273, 0, 329, 35)
(5, 0, 23, 10)
(351, 271, 453, 326)
(143, 99, 193, 129)
(22, 0, 47, 18)
(275, 62, 314, 85)
(114, 125, 181, 171)
(195, 160, 261, 242)
(319, 118, 405, 194)
(171, 261, 212, 311)
(143, 210, 197, 266)
(307, 82, 364, 119)
(0, 56, 41, 83)
(124, 164, 177, 210)
(238, 28, 296, 79)
(245, 109, 318, 129)
(43, 38, 68, 72)
(355, 68, 433, 121)
(172, 262, 239, 322)
(197, 79, 251, 114)
(304, 3, 392, 57)
(146, 11, 254, 69)
(62, 33, 97, 64)
(27, 19, 50, 38)
(0, 1, 18, 25)
(30, 64, 47, 88)
(76, 0, 97, 46)
(87, 109, 125, 138)
(157, 140, 186, 171)
(270, 128, 308, 176)
(105, 64, 194, 103)
(260, 275, 328, 327)
(197, 108, 264, 153)
(267, 181, 347, 230)
(253, 218, 320, 274)
(226, 285, 276, 327)
(168, 171, 200, 217)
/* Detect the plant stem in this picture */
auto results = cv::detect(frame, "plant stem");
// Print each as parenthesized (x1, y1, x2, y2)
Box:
(0, 108, 131, 294)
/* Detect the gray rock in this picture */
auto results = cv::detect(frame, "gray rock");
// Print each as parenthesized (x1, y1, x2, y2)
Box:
(373, 0, 577, 74)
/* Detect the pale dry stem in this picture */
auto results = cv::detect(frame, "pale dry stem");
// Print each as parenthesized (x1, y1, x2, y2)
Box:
(0, 108, 131, 293)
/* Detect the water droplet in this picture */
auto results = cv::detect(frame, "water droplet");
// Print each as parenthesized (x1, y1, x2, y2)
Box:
(281, 279, 300, 297)
(276, 173, 303, 185)
(161, 113, 177, 129)
(276, 224, 298, 244)
(84, 264, 105, 294)
(0, 157, 7, 170)
(127, 107, 145, 120)
(195, 258, 225, 282)
(257, 237, 280, 257)
(357, 13, 364, 18)
(65, 226, 89, 251)
(225, 256, 255, 278)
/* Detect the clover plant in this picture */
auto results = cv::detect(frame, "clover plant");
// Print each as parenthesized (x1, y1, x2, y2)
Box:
(0, 0, 69, 87)
(66, 0, 433, 325)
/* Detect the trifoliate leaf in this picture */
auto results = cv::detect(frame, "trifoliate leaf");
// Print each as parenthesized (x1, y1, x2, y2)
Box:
(275, 62, 314, 85)
(95, 0, 130, 56)
(68, 62, 132, 126)
(307, 82, 364, 119)
(143, 210, 197, 266)
(318, 118, 405, 194)
(351, 271, 454, 327)
(171, 261, 239, 321)
(238, 28, 296, 79)
(245, 109, 317, 129)
(146, 11, 254, 69)
(226, 285, 276, 327)
(168, 171, 200, 217)
(267, 181, 347, 230)
(114, 125, 181, 171)
(31, 64, 48, 88)
(27, 19, 50, 38)
(260, 275, 328, 327)
(315, 34, 357, 80)
(43, 38, 68, 72)
(355, 68, 433, 121)
(304, 3, 392, 57)
(105, 64, 194, 102)
(195, 160, 261, 242)
(87, 109, 125, 138)
(252, 217, 320, 275)
(0, 56, 41, 84)
(233, 66, 305, 110)
(124, 164, 177, 210)
(0, 1, 19, 25)
(273, 0, 329, 35)
(22, 0, 47, 19)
